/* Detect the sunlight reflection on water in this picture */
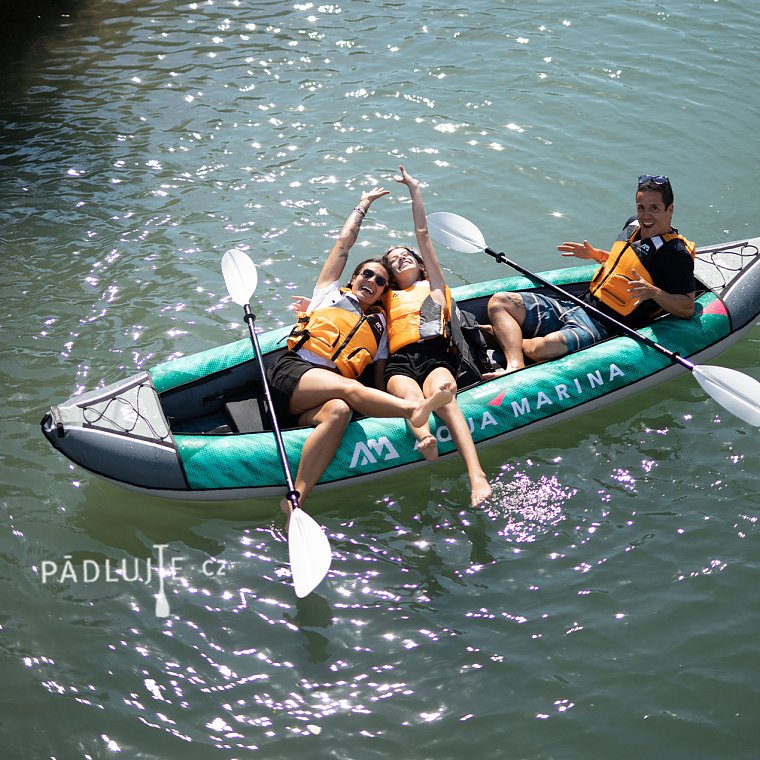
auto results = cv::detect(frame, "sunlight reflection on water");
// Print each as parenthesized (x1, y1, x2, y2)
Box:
(484, 464, 575, 544)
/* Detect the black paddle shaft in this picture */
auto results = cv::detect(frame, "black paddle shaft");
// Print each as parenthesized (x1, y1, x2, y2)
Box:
(243, 305, 300, 512)
(484, 246, 695, 371)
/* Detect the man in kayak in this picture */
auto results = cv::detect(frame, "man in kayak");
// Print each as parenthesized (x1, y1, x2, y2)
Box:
(483, 174, 696, 376)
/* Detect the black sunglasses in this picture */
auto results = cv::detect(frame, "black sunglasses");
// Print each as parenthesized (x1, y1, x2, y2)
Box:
(638, 174, 670, 187)
(359, 268, 388, 287)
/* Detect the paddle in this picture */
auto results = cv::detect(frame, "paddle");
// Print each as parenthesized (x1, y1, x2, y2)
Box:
(427, 212, 760, 427)
(221, 248, 332, 598)
(155, 543, 170, 618)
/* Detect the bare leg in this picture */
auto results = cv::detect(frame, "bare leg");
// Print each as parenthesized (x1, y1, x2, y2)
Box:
(522, 332, 569, 362)
(279, 398, 353, 519)
(278, 367, 453, 519)
(483, 291, 528, 378)
(289, 367, 452, 426)
(386, 374, 439, 461)
(423, 367, 492, 506)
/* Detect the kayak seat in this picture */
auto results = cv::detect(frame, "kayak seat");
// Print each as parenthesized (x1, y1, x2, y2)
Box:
(225, 396, 271, 434)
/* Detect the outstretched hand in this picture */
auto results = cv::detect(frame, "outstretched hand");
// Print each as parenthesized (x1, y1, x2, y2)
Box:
(627, 268, 658, 303)
(361, 187, 390, 205)
(557, 240, 605, 262)
(290, 295, 311, 312)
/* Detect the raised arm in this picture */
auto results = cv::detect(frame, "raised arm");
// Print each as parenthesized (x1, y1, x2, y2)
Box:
(315, 187, 389, 289)
(395, 165, 448, 301)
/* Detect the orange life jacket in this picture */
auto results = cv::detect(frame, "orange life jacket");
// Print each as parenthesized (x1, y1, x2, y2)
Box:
(589, 227, 696, 316)
(383, 281, 452, 353)
(286, 290, 384, 379)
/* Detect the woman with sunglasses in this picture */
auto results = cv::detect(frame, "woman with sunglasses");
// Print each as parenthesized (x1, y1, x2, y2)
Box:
(267, 186, 453, 517)
(382, 166, 492, 507)
(484, 174, 696, 375)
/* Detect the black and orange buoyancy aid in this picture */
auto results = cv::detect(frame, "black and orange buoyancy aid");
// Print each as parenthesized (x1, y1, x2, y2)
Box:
(383, 280, 452, 353)
(588, 224, 696, 317)
(286, 290, 384, 379)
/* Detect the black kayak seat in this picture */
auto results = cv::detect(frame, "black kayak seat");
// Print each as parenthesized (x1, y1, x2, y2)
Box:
(225, 396, 270, 434)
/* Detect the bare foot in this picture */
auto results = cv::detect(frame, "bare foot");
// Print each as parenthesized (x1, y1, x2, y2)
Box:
(470, 476, 493, 507)
(482, 366, 520, 380)
(416, 434, 439, 461)
(409, 388, 453, 428)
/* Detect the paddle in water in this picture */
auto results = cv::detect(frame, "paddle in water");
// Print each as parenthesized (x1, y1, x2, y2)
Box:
(427, 212, 760, 427)
(222, 248, 332, 598)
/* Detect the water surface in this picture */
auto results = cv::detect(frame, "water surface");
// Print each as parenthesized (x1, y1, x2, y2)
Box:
(1, 1, 759, 757)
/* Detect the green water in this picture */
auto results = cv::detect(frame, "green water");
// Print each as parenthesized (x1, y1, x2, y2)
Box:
(1, 1, 759, 758)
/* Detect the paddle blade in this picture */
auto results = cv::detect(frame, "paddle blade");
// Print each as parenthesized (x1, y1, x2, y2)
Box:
(222, 248, 258, 306)
(427, 212, 487, 253)
(693, 365, 760, 427)
(155, 592, 170, 618)
(288, 508, 332, 598)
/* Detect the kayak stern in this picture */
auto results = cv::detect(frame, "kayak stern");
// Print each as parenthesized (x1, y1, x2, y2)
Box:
(41, 373, 188, 492)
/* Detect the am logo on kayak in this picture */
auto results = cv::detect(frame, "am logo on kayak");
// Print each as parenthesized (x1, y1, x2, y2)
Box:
(349, 436, 399, 468)
(487, 362, 626, 415)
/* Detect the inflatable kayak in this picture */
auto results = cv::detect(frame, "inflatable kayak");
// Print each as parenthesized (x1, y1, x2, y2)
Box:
(41, 237, 760, 500)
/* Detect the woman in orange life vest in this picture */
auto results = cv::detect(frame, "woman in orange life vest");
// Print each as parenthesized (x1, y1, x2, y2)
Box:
(382, 166, 492, 507)
(266, 186, 453, 518)
(483, 174, 696, 376)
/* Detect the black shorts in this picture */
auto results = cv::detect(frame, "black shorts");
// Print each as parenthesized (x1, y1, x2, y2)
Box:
(384, 338, 456, 386)
(265, 350, 317, 425)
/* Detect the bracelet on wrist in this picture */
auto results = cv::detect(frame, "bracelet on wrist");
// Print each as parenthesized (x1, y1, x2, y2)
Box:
(354, 205, 367, 217)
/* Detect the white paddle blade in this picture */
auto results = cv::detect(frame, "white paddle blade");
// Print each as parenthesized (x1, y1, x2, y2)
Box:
(155, 592, 170, 618)
(693, 365, 760, 427)
(221, 248, 258, 306)
(427, 212, 487, 254)
(288, 508, 332, 598)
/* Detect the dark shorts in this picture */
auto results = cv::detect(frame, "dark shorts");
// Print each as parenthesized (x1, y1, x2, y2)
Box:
(521, 292, 608, 352)
(384, 337, 456, 386)
(265, 350, 317, 424)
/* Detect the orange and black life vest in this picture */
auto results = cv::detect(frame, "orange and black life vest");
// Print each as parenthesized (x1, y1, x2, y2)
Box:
(286, 289, 384, 379)
(589, 225, 696, 317)
(383, 281, 452, 353)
